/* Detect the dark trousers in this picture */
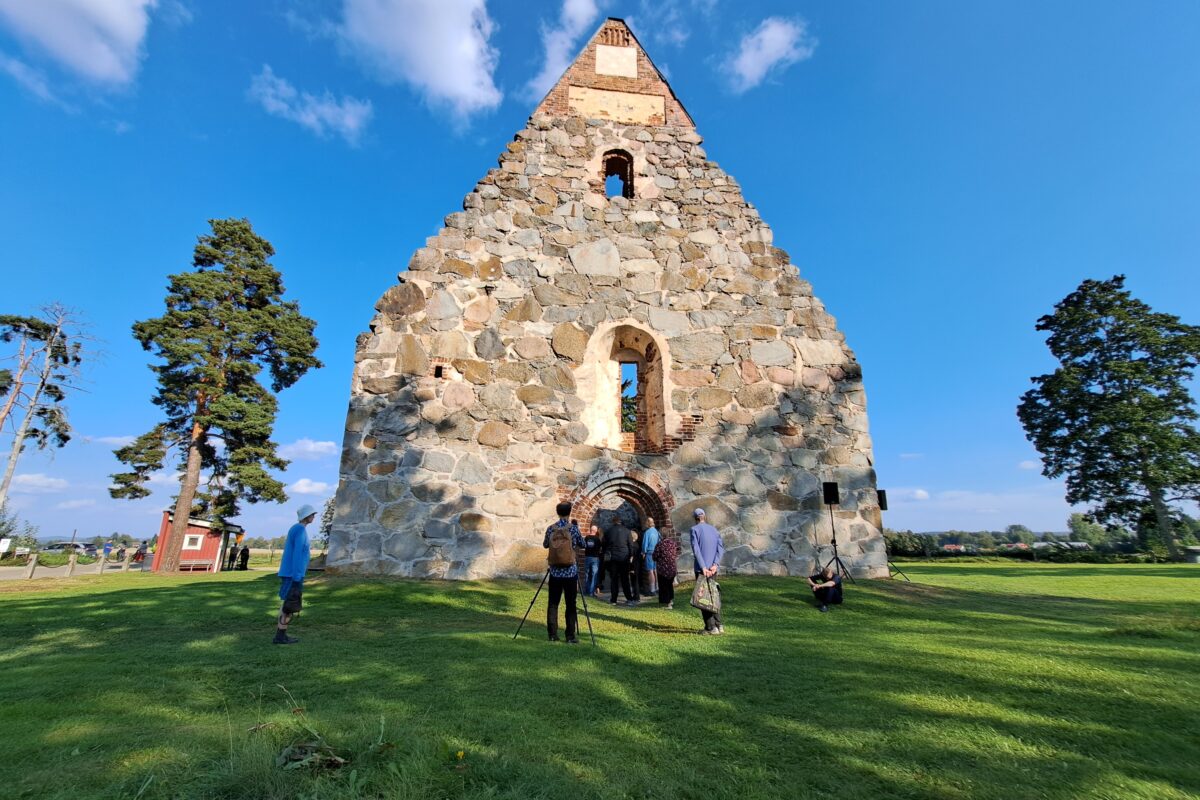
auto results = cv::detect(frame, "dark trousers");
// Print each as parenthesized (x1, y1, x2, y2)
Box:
(701, 607, 722, 630)
(608, 558, 633, 602)
(630, 554, 643, 600)
(547, 575, 578, 639)
(658, 576, 675, 605)
(814, 586, 843, 607)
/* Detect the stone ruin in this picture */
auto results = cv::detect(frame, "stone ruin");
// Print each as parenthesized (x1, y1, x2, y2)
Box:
(327, 18, 887, 580)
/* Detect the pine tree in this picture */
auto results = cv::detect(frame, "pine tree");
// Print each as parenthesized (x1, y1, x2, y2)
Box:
(1017, 275, 1200, 560)
(111, 219, 321, 572)
(0, 306, 85, 509)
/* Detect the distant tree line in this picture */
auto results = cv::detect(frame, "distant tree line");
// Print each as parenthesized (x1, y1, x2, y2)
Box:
(884, 515, 1199, 560)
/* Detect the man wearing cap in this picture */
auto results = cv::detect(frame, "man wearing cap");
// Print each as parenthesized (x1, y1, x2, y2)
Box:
(274, 503, 316, 645)
(690, 508, 726, 635)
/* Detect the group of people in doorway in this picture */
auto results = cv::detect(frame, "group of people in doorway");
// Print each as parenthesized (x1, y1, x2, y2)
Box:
(579, 515, 678, 608)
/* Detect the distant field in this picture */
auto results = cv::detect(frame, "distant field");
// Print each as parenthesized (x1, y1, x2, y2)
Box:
(0, 563, 1196, 799)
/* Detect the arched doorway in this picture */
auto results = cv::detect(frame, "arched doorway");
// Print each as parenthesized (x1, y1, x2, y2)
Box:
(566, 469, 676, 540)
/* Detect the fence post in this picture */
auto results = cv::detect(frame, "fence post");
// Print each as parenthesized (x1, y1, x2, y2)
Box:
(122, 551, 132, 572)
(67, 552, 77, 577)
(24, 553, 38, 580)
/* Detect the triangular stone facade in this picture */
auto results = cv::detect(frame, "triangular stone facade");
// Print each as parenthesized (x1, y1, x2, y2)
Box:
(328, 18, 886, 580)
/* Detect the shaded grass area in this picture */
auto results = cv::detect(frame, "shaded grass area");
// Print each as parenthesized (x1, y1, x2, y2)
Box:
(0, 564, 1197, 799)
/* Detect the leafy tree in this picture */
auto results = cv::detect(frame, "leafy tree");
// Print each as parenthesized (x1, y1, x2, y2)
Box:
(1017, 276, 1200, 560)
(0, 503, 39, 549)
(620, 378, 637, 433)
(110, 219, 322, 572)
(1005, 524, 1035, 544)
(1067, 513, 1108, 546)
(0, 306, 85, 509)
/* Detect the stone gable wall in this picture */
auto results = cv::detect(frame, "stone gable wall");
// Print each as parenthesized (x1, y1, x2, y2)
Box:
(327, 112, 886, 580)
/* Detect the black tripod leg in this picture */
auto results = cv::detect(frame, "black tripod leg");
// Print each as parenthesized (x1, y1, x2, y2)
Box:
(824, 548, 856, 584)
(888, 561, 912, 582)
(513, 569, 550, 640)
(577, 573, 596, 647)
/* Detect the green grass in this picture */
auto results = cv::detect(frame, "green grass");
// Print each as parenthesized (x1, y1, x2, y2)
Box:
(0, 563, 1196, 800)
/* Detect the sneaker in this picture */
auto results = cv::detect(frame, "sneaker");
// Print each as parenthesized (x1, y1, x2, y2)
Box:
(665, 603, 673, 610)
(819, 605, 828, 613)
(714, 626, 725, 635)
(548, 635, 560, 642)
(566, 637, 579, 645)
(699, 628, 714, 635)
(273, 632, 299, 645)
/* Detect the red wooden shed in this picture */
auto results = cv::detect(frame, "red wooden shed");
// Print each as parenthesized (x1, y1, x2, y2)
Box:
(151, 511, 244, 572)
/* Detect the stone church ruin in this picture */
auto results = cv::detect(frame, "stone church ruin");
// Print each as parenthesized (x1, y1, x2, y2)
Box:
(327, 18, 887, 580)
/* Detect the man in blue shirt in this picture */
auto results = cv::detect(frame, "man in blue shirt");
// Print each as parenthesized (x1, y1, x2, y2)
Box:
(543, 501, 585, 644)
(690, 508, 725, 635)
(641, 518, 660, 597)
(274, 503, 316, 645)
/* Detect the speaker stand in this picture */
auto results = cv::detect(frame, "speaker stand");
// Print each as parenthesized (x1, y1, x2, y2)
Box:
(822, 503, 856, 583)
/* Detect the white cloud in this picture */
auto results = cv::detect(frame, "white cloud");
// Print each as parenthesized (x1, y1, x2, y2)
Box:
(0, 52, 66, 105)
(91, 435, 136, 446)
(0, 0, 158, 85)
(55, 498, 96, 510)
(1018, 460, 1040, 470)
(340, 0, 502, 119)
(722, 16, 816, 94)
(248, 65, 373, 145)
(146, 471, 181, 487)
(289, 478, 332, 496)
(890, 488, 931, 502)
(627, 0, 716, 49)
(279, 438, 338, 461)
(11, 473, 69, 493)
(524, 0, 600, 101)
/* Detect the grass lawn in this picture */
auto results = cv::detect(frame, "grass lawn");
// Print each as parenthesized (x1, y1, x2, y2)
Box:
(0, 563, 1196, 800)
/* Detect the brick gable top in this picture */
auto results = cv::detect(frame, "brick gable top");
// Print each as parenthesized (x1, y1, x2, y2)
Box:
(532, 17, 695, 128)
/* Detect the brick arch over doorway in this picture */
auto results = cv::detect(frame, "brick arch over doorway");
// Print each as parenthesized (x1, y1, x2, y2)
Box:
(563, 467, 676, 539)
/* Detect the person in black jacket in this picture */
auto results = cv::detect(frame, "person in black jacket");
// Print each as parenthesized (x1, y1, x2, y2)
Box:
(603, 524, 636, 604)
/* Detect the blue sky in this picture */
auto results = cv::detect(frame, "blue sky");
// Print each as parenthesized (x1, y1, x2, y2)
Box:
(1, 0, 1197, 540)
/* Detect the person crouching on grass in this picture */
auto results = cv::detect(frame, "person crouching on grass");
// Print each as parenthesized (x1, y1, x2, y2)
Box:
(274, 503, 316, 645)
(807, 565, 844, 613)
(543, 502, 585, 644)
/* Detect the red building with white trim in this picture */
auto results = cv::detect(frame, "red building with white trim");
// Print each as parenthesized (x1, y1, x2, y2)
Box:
(151, 511, 244, 572)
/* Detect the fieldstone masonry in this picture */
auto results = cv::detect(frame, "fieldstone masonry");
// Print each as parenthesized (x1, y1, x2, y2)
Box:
(327, 18, 887, 580)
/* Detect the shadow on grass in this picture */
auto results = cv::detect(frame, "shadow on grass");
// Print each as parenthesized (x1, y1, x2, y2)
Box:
(0, 570, 1197, 800)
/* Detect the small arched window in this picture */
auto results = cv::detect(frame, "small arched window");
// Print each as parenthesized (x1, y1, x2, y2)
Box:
(603, 149, 634, 199)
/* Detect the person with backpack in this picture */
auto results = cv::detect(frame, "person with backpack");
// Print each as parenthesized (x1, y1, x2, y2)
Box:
(603, 523, 636, 604)
(543, 502, 585, 644)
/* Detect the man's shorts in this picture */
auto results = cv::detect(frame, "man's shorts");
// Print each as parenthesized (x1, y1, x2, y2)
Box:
(279, 577, 304, 613)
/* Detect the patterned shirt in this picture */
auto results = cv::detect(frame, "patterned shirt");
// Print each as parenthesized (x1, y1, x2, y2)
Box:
(543, 519, 585, 578)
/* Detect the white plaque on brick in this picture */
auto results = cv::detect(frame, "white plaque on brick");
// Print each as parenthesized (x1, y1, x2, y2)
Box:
(595, 45, 637, 78)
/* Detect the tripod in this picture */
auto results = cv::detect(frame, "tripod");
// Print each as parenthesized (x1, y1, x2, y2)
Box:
(512, 568, 596, 646)
(822, 502, 856, 583)
(884, 541, 911, 582)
